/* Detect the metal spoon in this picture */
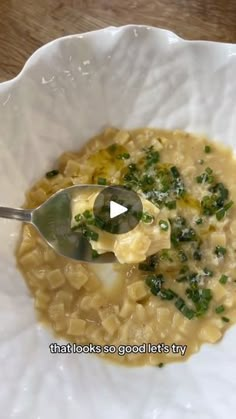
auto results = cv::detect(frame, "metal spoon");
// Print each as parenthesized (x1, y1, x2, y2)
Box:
(0, 185, 116, 263)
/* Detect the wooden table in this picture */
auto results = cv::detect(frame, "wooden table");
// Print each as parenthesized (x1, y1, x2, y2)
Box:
(0, 0, 236, 82)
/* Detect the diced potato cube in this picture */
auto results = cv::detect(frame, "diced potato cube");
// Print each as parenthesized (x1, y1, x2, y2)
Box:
(98, 305, 119, 321)
(83, 272, 101, 291)
(18, 225, 35, 256)
(64, 159, 80, 177)
(80, 296, 93, 311)
(54, 319, 68, 332)
(135, 304, 146, 321)
(47, 269, 65, 289)
(210, 231, 226, 247)
(142, 325, 154, 340)
(35, 292, 50, 310)
(127, 281, 148, 301)
(36, 177, 51, 193)
(227, 309, 236, 322)
(48, 303, 65, 321)
(209, 281, 227, 301)
(54, 290, 73, 308)
(86, 324, 104, 342)
(102, 314, 120, 336)
(35, 289, 51, 304)
(157, 307, 171, 324)
(64, 263, 88, 290)
(19, 248, 43, 268)
(29, 188, 47, 204)
(198, 324, 222, 343)
(119, 300, 135, 319)
(43, 248, 57, 263)
(67, 318, 86, 335)
(89, 294, 106, 310)
(113, 130, 130, 145)
(172, 312, 183, 329)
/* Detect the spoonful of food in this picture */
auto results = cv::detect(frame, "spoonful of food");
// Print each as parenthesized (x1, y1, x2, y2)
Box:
(0, 184, 171, 264)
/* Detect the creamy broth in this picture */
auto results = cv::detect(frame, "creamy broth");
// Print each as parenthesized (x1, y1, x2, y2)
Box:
(16, 128, 236, 366)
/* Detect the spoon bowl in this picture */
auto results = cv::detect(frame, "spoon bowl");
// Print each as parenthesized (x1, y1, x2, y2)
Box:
(0, 185, 117, 263)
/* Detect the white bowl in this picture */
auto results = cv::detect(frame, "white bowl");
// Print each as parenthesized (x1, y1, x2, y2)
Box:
(1, 25, 236, 419)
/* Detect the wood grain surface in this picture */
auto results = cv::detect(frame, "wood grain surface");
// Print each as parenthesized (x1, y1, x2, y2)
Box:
(0, 0, 236, 82)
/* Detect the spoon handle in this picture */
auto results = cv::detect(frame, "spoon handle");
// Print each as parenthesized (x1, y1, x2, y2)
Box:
(0, 206, 32, 222)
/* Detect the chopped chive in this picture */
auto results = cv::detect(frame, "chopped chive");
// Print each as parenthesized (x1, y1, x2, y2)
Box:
(222, 316, 230, 323)
(201, 289, 212, 300)
(216, 200, 234, 221)
(159, 288, 177, 300)
(175, 297, 185, 310)
(83, 210, 93, 219)
(205, 145, 211, 153)
(157, 363, 164, 368)
(92, 250, 99, 259)
(144, 146, 160, 167)
(193, 249, 202, 261)
(203, 268, 214, 277)
(84, 228, 99, 241)
(215, 305, 225, 314)
(181, 305, 195, 320)
(219, 274, 228, 284)
(159, 220, 169, 231)
(117, 152, 130, 160)
(74, 214, 82, 222)
(108, 144, 117, 153)
(146, 274, 164, 295)
(195, 218, 203, 225)
(97, 177, 107, 185)
(170, 166, 180, 178)
(142, 212, 154, 223)
(46, 169, 59, 178)
(165, 200, 176, 210)
(214, 246, 227, 258)
(178, 250, 188, 262)
(175, 297, 195, 319)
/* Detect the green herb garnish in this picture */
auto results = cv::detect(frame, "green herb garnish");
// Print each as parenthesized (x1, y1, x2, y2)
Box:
(196, 167, 215, 184)
(178, 250, 188, 262)
(117, 152, 130, 160)
(170, 217, 197, 246)
(193, 248, 202, 261)
(159, 288, 177, 300)
(165, 200, 177, 209)
(214, 246, 226, 258)
(145, 274, 164, 295)
(195, 218, 203, 225)
(46, 169, 59, 178)
(215, 305, 225, 314)
(219, 274, 228, 284)
(159, 220, 169, 231)
(84, 228, 99, 241)
(97, 177, 107, 185)
(142, 212, 154, 223)
(139, 254, 158, 272)
(205, 145, 211, 153)
(222, 316, 230, 323)
(203, 268, 214, 277)
(216, 200, 234, 221)
(144, 146, 160, 168)
(175, 297, 195, 319)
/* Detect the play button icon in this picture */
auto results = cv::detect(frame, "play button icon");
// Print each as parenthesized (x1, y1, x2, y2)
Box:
(93, 185, 143, 234)
(110, 201, 128, 219)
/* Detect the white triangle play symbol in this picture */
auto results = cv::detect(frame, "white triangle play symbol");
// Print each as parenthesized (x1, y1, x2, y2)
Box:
(110, 201, 128, 219)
